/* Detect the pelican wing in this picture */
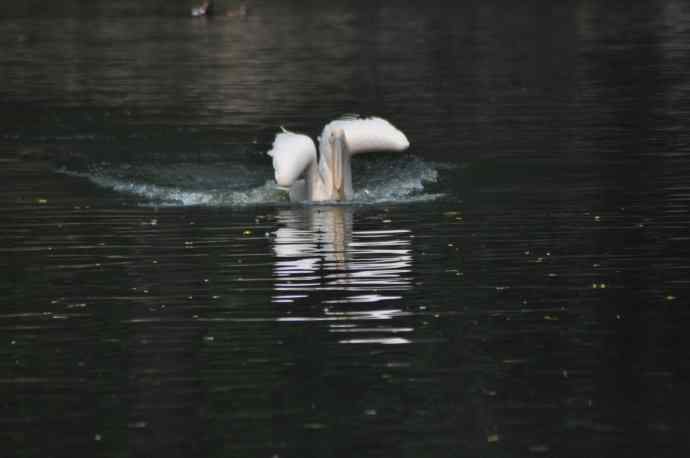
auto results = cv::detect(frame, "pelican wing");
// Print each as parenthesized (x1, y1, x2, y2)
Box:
(267, 128, 317, 187)
(319, 116, 410, 157)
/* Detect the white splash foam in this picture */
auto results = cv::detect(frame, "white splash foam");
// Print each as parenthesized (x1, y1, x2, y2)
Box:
(88, 174, 288, 206)
(348, 156, 445, 203)
(57, 156, 445, 207)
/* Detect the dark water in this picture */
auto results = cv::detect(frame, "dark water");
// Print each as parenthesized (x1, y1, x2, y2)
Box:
(2, 1, 690, 456)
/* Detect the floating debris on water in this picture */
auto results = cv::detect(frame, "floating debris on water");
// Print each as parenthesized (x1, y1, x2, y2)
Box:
(487, 433, 500, 443)
(481, 387, 497, 397)
(303, 423, 327, 430)
(128, 421, 148, 429)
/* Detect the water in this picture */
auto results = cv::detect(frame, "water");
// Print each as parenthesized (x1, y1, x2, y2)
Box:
(2, 1, 690, 456)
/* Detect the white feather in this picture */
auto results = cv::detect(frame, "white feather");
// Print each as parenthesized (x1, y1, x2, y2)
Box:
(267, 129, 317, 187)
(319, 117, 410, 156)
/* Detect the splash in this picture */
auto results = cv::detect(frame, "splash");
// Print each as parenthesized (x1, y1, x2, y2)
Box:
(56, 155, 444, 206)
(352, 156, 443, 203)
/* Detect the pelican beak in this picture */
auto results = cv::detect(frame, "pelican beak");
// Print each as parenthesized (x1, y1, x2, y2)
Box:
(331, 129, 344, 196)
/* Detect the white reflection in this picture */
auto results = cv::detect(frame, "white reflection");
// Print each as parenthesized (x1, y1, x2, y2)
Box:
(271, 207, 413, 304)
(338, 337, 411, 345)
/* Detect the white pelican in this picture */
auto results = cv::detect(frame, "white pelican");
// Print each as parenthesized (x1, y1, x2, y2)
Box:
(191, 0, 213, 17)
(267, 116, 410, 202)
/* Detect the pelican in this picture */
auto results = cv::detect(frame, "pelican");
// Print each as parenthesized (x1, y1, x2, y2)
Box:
(267, 116, 410, 202)
(191, 0, 214, 17)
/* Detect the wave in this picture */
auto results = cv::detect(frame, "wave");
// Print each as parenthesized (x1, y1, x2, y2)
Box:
(351, 156, 443, 203)
(56, 155, 445, 207)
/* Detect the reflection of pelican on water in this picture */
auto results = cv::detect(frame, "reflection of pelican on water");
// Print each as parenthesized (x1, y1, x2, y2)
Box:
(271, 207, 413, 303)
(271, 207, 415, 344)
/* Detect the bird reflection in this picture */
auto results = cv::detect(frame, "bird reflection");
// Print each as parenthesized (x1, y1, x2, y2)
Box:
(271, 207, 413, 305)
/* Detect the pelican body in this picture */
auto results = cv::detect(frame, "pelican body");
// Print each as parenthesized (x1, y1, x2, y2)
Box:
(267, 117, 410, 202)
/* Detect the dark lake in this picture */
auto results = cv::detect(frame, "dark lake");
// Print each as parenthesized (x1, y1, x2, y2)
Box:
(2, 0, 689, 456)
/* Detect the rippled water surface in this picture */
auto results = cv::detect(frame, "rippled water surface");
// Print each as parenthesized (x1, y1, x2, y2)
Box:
(2, 1, 690, 457)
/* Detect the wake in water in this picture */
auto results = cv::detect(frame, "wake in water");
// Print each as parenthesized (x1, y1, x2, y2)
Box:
(56, 155, 445, 207)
